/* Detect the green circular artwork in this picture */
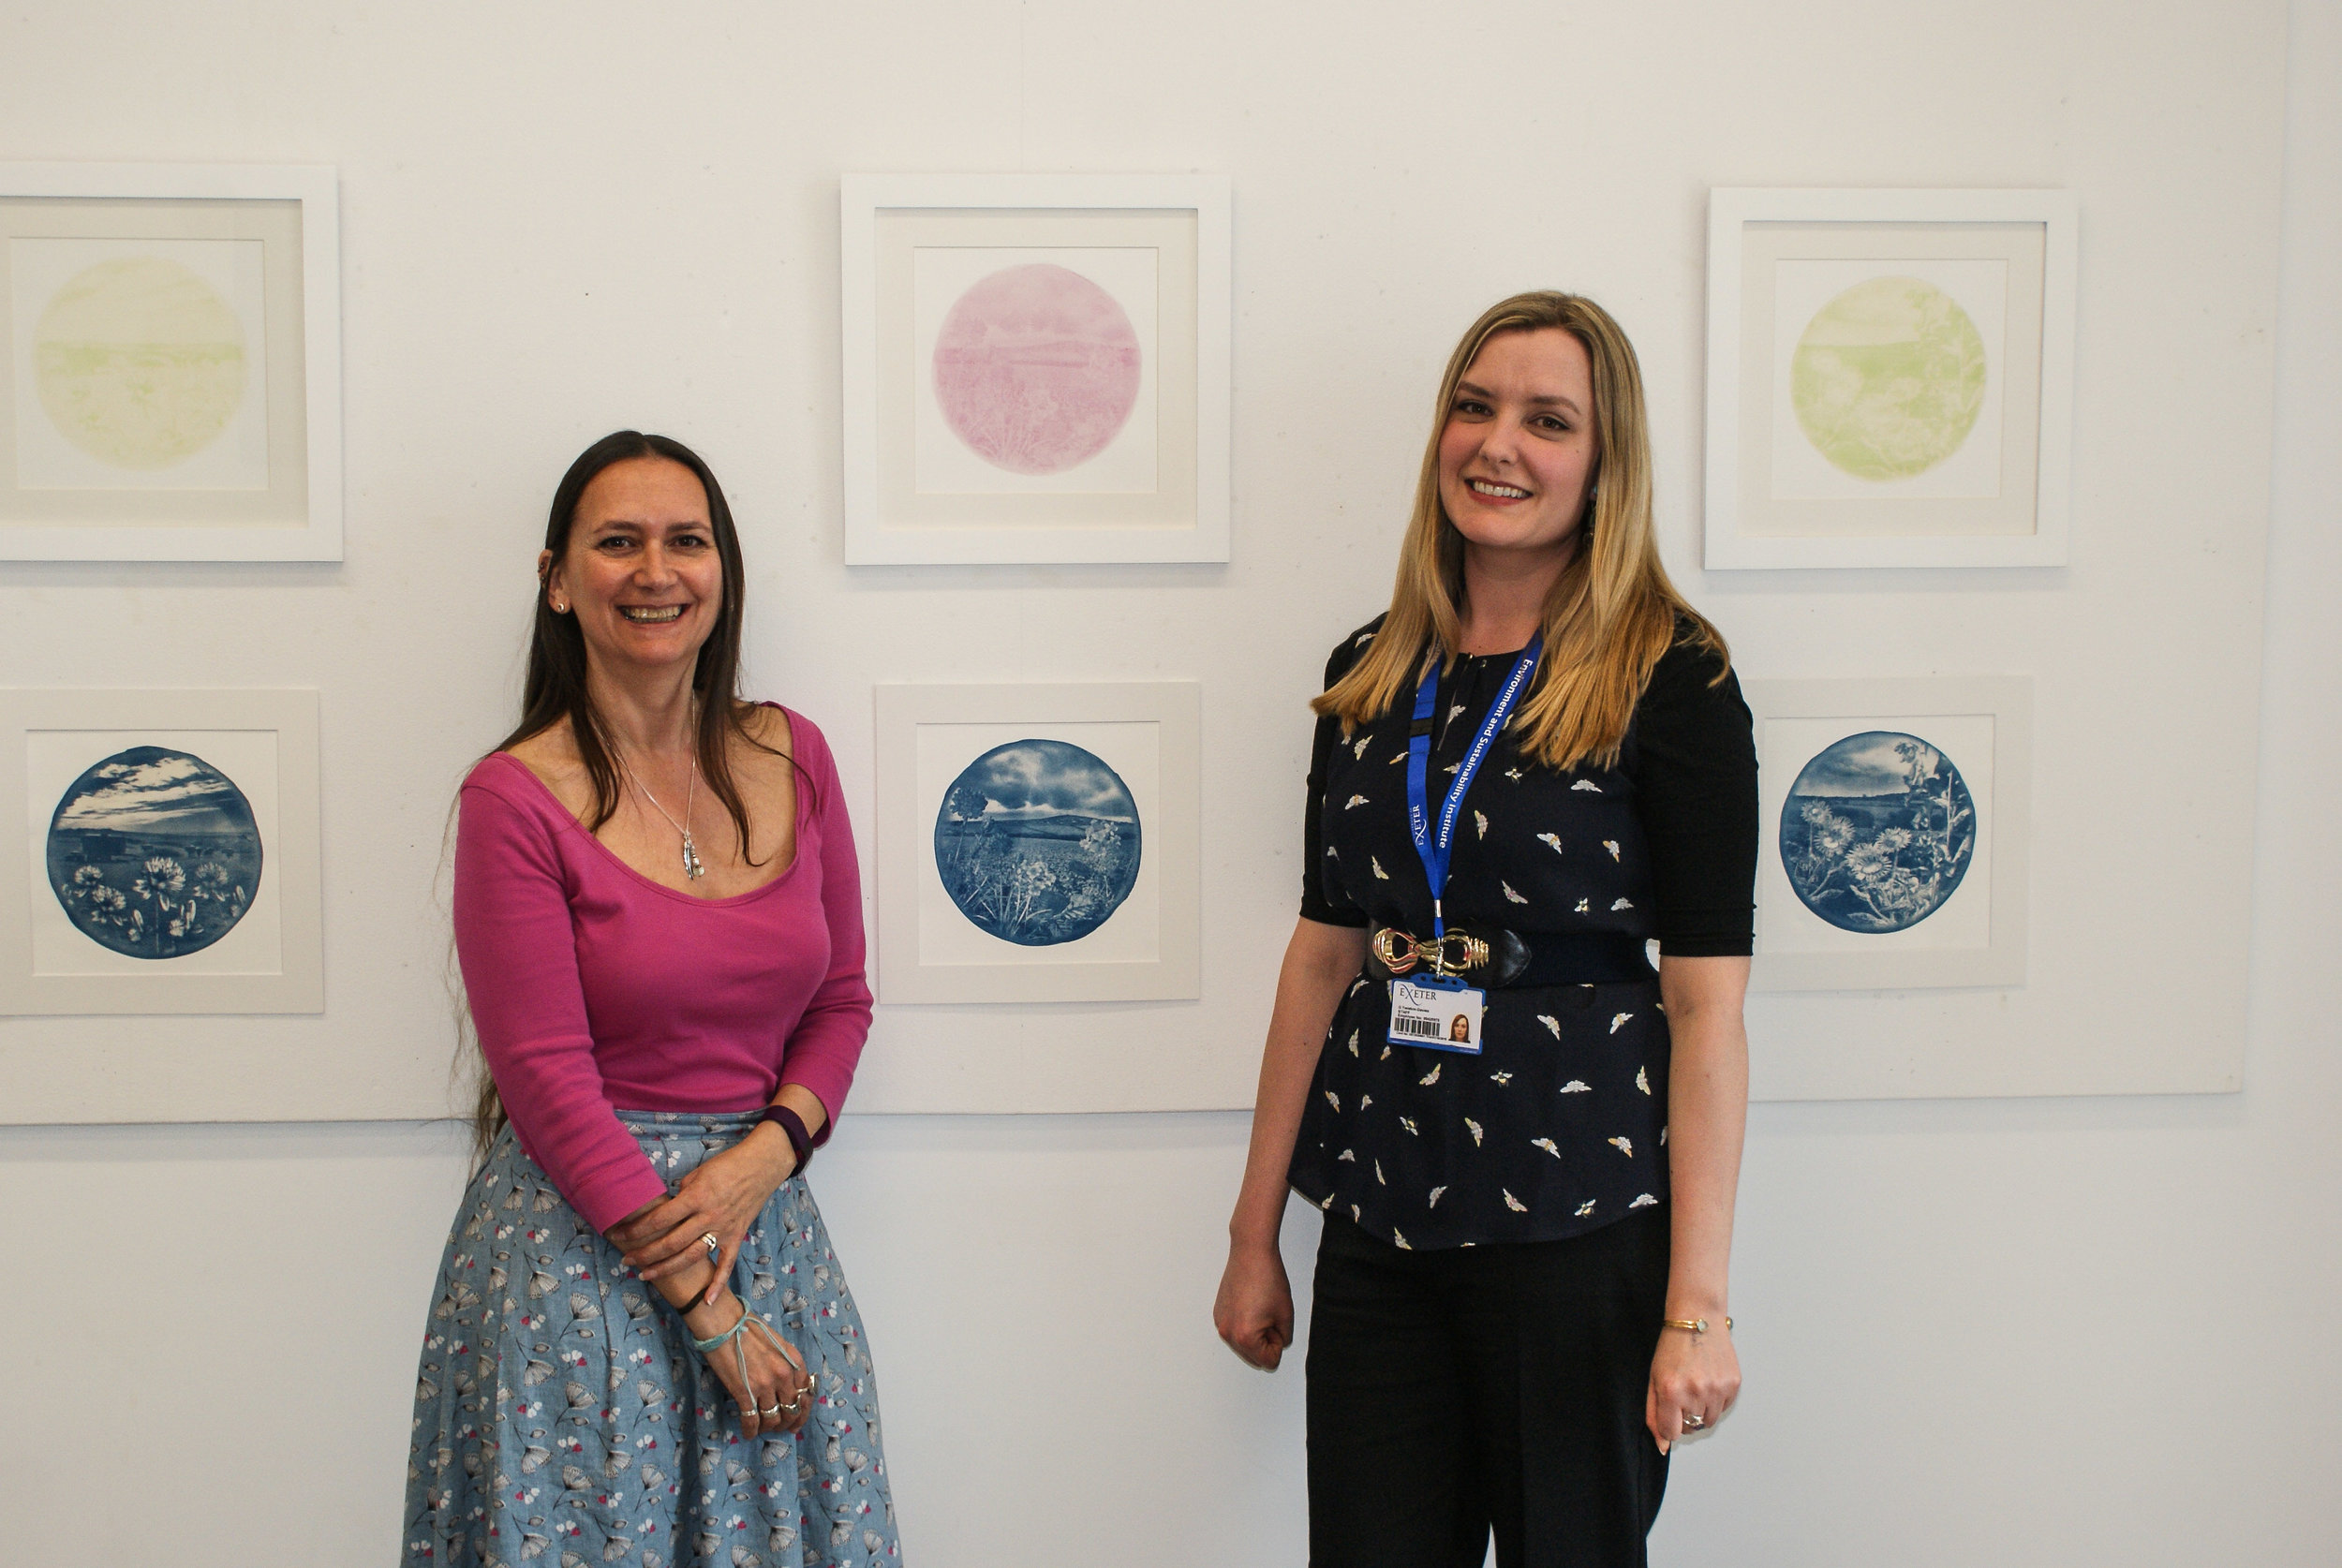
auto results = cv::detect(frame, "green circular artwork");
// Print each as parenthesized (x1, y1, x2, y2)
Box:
(33, 255, 247, 471)
(1789, 275, 1986, 481)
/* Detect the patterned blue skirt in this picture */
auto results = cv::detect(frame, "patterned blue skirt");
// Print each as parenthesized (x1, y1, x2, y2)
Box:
(405, 1110, 900, 1567)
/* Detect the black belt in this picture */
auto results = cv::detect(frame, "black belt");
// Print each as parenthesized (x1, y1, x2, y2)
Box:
(1366, 920, 1653, 988)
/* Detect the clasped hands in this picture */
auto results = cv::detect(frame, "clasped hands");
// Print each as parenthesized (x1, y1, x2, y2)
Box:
(608, 1124, 808, 1438)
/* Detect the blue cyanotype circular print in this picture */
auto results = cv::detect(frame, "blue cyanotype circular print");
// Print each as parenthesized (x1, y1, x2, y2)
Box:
(1779, 731, 1974, 933)
(933, 739, 1142, 946)
(47, 746, 263, 959)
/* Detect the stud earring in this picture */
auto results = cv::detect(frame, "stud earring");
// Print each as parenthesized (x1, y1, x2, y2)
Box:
(551, 597, 569, 613)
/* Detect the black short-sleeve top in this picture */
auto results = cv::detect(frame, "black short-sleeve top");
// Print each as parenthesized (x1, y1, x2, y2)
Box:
(1287, 614, 1757, 1250)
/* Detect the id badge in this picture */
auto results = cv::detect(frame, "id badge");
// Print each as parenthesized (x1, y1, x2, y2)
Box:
(1388, 976, 1485, 1054)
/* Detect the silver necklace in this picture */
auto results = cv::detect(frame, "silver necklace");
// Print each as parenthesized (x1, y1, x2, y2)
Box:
(617, 746, 705, 880)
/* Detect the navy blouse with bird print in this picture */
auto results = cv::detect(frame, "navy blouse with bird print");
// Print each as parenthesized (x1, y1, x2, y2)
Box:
(1289, 614, 1757, 1250)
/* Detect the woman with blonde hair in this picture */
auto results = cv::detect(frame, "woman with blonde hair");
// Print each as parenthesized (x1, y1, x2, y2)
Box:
(1214, 293, 1756, 1566)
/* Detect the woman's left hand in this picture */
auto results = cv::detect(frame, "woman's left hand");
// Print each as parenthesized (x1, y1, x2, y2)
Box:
(1646, 1324, 1741, 1455)
(610, 1126, 796, 1301)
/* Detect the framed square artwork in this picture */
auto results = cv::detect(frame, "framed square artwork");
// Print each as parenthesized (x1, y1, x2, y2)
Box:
(1704, 189, 2076, 570)
(0, 162, 342, 561)
(841, 173, 1231, 565)
(873, 681, 1200, 1003)
(1747, 676, 2031, 991)
(0, 688, 323, 1014)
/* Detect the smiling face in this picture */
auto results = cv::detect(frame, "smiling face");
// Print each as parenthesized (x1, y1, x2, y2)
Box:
(541, 455, 722, 680)
(1436, 326, 1599, 570)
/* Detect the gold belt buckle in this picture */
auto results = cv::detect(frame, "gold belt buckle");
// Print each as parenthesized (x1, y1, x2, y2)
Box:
(1373, 926, 1490, 979)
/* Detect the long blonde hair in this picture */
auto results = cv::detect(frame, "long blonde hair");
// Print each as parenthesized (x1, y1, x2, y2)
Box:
(1316, 291, 1726, 772)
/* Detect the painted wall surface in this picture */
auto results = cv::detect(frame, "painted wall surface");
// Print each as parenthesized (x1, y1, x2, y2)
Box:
(0, 0, 2290, 1119)
(2, 1, 2337, 1564)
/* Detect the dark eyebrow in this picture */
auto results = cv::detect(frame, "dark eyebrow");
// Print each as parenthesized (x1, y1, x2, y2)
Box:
(586, 516, 706, 533)
(1455, 377, 1583, 418)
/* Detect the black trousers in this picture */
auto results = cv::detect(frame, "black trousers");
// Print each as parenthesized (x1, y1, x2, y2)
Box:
(1305, 1206, 1672, 1568)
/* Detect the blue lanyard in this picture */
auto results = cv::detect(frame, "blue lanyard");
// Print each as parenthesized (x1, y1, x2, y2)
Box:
(1405, 635, 1542, 943)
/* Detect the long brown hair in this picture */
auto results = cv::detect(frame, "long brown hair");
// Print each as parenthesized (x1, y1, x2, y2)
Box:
(463, 430, 800, 1157)
(510, 430, 776, 849)
(1316, 292, 1726, 771)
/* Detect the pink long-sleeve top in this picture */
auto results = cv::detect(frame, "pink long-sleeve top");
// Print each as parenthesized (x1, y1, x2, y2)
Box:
(452, 708, 872, 1232)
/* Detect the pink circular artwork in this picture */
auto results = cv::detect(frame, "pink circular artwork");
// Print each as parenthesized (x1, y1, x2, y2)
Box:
(932, 262, 1141, 475)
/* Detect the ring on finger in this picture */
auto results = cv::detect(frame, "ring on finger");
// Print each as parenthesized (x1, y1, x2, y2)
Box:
(1682, 1412, 1706, 1429)
(701, 1231, 720, 1263)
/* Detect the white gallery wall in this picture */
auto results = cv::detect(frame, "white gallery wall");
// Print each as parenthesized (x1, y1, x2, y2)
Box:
(2, 1, 2336, 1563)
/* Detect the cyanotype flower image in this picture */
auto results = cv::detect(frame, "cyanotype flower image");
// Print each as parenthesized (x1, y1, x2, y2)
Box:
(46, 745, 261, 958)
(1779, 731, 1974, 932)
(933, 739, 1141, 946)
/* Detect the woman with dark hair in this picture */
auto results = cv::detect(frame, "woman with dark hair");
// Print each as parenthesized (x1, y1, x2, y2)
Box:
(1214, 294, 1756, 1566)
(405, 432, 899, 1568)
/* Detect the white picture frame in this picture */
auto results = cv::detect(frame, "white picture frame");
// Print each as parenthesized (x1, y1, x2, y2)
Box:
(1748, 676, 2031, 991)
(841, 173, 1231, 565)
(873, 681, 1200, 1003)
(0, 688, 322, 1015)
(1704, 188, 2076, 570)
(0, 162, 342, 562)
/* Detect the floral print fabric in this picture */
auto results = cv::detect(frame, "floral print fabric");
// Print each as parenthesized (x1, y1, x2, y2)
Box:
(407, 1110, 899, 1567)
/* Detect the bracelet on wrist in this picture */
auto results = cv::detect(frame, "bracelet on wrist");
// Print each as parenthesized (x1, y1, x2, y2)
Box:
(689, 1296, 752, 1353)
(758, 1102, 813, 1174)
(1661, 1316, 1733, 1336)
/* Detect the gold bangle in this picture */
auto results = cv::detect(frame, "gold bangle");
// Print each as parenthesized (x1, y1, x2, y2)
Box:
(1662, 1316, 1733, 1336)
